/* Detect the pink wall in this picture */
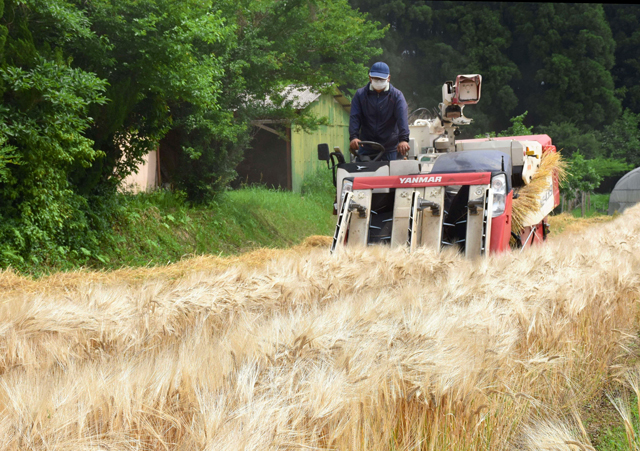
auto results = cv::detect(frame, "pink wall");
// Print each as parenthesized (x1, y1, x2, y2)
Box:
(121, 150, 158, 193)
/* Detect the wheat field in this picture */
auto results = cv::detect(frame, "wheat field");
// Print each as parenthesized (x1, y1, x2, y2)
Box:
(0, 206, 639, 450)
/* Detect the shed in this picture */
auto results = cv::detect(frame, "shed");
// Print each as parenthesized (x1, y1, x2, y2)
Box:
(235, 85, 351, 192)
(608, 167, 640, 215)
(121, 149, 160, 193)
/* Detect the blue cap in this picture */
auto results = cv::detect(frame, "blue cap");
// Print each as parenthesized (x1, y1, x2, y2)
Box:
(369, 61, 390, 78)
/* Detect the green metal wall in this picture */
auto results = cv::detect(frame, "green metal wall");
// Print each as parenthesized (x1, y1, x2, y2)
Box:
(290, 93, 350, 192)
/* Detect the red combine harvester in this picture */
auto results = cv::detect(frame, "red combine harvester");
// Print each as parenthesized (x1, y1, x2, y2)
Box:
(318, 75, 560, 257)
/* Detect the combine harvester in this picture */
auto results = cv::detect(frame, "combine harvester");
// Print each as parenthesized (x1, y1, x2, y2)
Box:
(318, 75, 563, 257)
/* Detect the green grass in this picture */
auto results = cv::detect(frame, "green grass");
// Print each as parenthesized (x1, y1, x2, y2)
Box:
(582, 335, 640, 451)
(570, 193, 611, 218)
(587, 391, 640, 450)
(99, 179, 335, 269)
(598, 426, 633, 450)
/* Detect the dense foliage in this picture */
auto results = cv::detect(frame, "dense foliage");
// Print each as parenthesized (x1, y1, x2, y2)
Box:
(0, 0, 383, 268)
(0, 0, 109, 266)
(348, 2, 638, 164)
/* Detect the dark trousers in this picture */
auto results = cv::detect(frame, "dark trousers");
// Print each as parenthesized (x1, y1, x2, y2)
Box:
(357, 150, 398, 162)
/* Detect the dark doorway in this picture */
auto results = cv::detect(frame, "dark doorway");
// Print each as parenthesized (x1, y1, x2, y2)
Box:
(235, 128, 290, 189)
(157, 129, 181, 189)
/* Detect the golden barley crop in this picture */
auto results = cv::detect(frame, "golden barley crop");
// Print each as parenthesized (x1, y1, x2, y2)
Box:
(0, 206, 639, 450)
(512, 150, 567, 233)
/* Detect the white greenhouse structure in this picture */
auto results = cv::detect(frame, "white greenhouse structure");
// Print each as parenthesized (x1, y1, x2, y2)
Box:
(608, 167, 640, 215)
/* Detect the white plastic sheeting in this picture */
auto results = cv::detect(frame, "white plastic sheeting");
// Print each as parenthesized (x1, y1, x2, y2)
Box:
(609, 166, 640, 215)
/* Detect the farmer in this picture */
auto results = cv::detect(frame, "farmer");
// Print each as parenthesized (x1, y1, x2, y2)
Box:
(349, 61, 410, 161)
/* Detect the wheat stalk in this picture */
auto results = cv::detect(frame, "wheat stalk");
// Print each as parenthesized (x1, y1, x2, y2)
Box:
(0, 204, 638, 449)
(512, 149, 568, 234)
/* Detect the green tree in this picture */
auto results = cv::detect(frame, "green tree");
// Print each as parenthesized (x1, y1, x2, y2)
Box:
(539, 109, 640, 165)
(67, 0, 384, 201)
(562, 152, 601, 217)
(352, 2, 622, 137)
(562, 152, 630, 216)
(505, 3, 620, 130)
(604, 5, 640, 115)
(0, 0, 108, 266)
(564, 153, 601, 194)
(475, 111, 533, 138)
(536, 122, 601, 159)
(171, 0, 385, 201)
(0, 0, 384, 267)
(598, 109, 640, 167)
(68, 0, 234, 195)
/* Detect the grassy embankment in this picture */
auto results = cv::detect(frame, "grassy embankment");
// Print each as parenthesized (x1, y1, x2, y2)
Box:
(107, 186, 334, 267)
(24, 171, 336, 274)
(109, 189, 609, 266)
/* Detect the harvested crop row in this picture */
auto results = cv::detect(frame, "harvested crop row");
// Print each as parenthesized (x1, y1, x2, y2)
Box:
(0, 207, 638, 450)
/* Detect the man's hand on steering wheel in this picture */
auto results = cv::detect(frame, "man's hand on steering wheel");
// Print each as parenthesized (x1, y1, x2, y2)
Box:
(349, 138, 361, 151)
(398, 141, 410, 156)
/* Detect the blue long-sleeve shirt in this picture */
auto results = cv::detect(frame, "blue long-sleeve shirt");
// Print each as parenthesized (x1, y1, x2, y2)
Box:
(349, 82, 410, 160)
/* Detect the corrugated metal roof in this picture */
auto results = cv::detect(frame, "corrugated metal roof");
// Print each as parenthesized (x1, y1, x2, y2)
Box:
(249, 85, 351, 124)
(263, 85, 350, 110)
(252, 85, 322, 110)
(280, 86, 322, 109)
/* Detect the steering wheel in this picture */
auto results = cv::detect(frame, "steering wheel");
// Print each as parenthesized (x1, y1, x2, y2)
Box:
(353, 141, 386, 162)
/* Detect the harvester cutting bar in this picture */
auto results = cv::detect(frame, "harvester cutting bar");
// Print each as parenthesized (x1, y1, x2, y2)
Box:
(347, 190, 373, 246)
(408, 187, 445, 252)
(331, 190, 353, 252)
(465, 185, 493, 258)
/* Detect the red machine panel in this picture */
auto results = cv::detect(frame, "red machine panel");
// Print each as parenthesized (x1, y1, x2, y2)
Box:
(352, 172, 492, 190)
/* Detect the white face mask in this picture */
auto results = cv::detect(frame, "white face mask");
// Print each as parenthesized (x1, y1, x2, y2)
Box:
(371, 78, 389, 91)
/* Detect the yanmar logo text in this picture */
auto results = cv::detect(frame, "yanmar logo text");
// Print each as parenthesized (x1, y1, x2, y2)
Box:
(399, 176, 442, 184)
